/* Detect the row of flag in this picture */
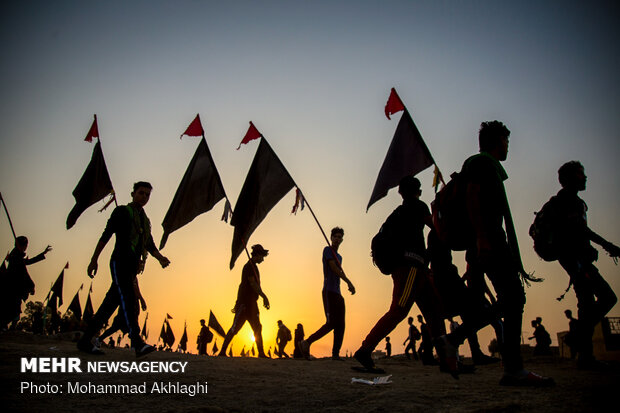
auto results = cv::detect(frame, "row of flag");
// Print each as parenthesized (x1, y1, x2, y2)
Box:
(64, 88, 442, 271)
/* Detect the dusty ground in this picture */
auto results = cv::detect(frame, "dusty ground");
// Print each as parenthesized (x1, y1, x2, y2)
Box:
(1, 331, 618, 412)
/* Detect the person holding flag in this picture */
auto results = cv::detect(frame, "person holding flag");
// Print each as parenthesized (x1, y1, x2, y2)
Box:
(77, 181, 170, 357)
(1, 236, 51, 329)
(218, 244, 270, 358)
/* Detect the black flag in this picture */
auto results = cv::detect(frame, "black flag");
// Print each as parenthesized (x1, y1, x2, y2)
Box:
(66, 289, 82, 320)
(83, 292, 94, 323)
(208, 310, 226, 337)
(67, 140, 114, 229)
(46, 267, 65, 308)
(179, 323, 188, 352)
(160, 137, 227, 249)
(230, 138, 295, 268)
(367, 109, 435, 211)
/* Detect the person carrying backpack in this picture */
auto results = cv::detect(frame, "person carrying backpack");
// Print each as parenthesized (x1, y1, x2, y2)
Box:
(547, 161, 620, 369)
(354, 176, 457, 376)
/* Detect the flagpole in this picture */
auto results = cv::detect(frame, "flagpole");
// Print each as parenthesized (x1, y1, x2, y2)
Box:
(0, 192, 17, 239)
(92, 114, 118, 208)
(296, 189, 349, 277)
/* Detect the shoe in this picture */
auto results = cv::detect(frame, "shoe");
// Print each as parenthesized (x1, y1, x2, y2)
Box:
(499, 371, 555, 387)
(77, 339, 105, 355)
(473, 354, 501, 366)
(135, 343, 156, 358)
(434, 335, 459, 379)
(354, 349, 385, 373)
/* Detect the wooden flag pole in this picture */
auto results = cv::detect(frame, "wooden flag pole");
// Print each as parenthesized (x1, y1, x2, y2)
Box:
(92, 114, 118, 208)
(0, 192, 17, 239)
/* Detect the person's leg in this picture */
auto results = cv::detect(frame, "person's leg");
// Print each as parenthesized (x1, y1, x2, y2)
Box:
(358, 266, 416, 353)
(247, 303, 265, 357)
(306, 290, 335, 345)
(219, 305, 248, 356)
(331, 293, 346, 358)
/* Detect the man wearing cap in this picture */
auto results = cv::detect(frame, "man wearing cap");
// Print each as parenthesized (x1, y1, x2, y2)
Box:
(219, 244, 270, 358)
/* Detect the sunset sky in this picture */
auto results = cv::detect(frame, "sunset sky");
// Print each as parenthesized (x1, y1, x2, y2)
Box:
(1, 1, 619, 357)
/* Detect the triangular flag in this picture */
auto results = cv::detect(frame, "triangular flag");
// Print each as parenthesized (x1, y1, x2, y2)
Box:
(66, 289, 82, 320)
(165, 319, 175, 347)
(367, 108, 435, 210)
(83, 292, 94, 324)
(236, 121, 263, 150)
(84, 115, 99, 142)
(179, 322, 188, 351)
(181, 114, 204, 138)
(160, 137, 227, 249)
(46, 268, 65, 307)
(212, 339, 219, 355)
(66, 139, 114, 229)
(230, 137, 296, 268)
(385, 87, 405, 120)
(208, 310, 226, 337)
(166, 313, 173, 320)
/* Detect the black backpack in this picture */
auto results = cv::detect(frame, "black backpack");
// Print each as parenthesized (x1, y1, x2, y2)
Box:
(431, 172, 471, 251)
(529, 196, 560, 262)
(371, 222, 400, 275)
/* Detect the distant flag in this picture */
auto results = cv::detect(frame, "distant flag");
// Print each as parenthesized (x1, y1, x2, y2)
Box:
(367, 88, 443, 211)
(179, 322, 188, 352)
(240, 346, 246, 357)
(159, 321, 167, 344)
(66, 286, 82, 320)
(67, 115, 116, 229)
(46, 265, 66, 307)
(208, 310, 226, 337)
(251, 343, 255, 356)
(141, 313, 149, 340)
(228, 346, 233, 357)
(291, 188, 306, 215)
(83, 291, 94, 324)
(236, 121, 262, 150)
(165, 319, 175, 347)
(212, 339, 219, 355)
(180, 114, 204, 138)
(160, 129, 228, 249)
(230, 124, 296, 269)
(166, 313, 173, 320)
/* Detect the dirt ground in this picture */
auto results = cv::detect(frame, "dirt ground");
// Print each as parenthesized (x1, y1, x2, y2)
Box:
(1, 331, 618, 412)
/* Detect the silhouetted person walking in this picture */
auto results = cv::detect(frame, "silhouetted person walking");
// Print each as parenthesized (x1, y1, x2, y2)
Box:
(354, 177, 453, 375)
(300, 227, 355, 361)
(2, 236, 51, 329)
(77, 181, 170, 357)
(564, 309, 578, 359)
(528, 317, 551, 355)
(551, 161, 619, 368)
(293, 323, 305, 358)
(403, 316, 420, 360)
(276, 320, 291, 358)
(219, 244, 270, 358)
(197, 319, 213, 355)
(462, 121, 553, 386)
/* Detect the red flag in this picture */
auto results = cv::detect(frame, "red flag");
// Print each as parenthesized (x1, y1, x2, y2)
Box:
(84, 115, 99, 142)
(236, 121, 263, 149)
(181, 114, 204, 138)
(385, 88, 405, 120)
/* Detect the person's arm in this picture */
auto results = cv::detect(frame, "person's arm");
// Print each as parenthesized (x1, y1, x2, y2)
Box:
(588, 228, 620, 257)
(247, 265, 270, 309)
(88, 208, 120, 278)
(327, 255, 355, 295)
(25, 245, 52, 265)
(146, 234, 171, 268)
(134, 278, 147, 311)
